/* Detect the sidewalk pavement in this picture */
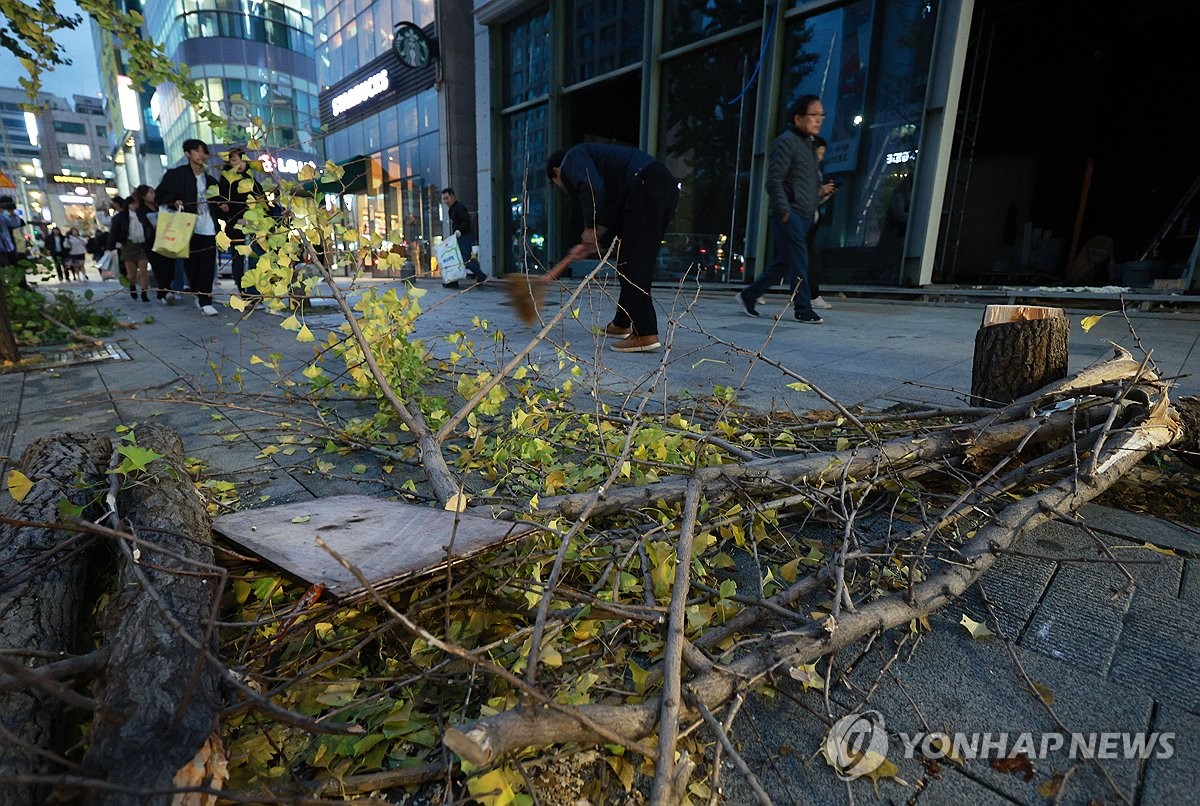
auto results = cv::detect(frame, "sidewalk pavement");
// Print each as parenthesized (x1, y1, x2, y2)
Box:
(2, 275, 1198, 803)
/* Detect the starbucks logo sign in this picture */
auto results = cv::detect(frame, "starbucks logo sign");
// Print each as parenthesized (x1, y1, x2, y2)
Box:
(393, 22, 433, 69)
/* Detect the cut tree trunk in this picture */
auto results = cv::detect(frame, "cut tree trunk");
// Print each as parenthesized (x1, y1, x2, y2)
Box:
(971, 305, 1069, 406)
(80, 425, 223, 805)
(0, 432, 112, 806)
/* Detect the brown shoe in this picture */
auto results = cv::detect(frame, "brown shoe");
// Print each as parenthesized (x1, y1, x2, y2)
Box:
(603, 322, 632, 338)
(611, 334, 661, 352)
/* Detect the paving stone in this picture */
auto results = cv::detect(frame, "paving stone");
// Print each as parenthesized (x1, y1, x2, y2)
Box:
(1109, 592, 1200, 714)
(1020, 562, 1131, 675)
(1181, 560, 1200, 603)
(1079, 503, 1200, 556)
(835, 615, 1152, 805)
(1139, 705, 1200, 802)
(915, 768, 1019, 804)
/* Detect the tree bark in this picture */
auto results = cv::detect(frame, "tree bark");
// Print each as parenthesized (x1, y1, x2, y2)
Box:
(81, 425, 223, 806)
(0, 432, 112, 806)
(0, 284, 19, 364)
(970, 306, 1069, 406)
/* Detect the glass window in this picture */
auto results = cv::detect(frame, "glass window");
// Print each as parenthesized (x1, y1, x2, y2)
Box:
(781, 0, 934, 260)
(566, 0, 643, 84)
(658, 32, 759, 282)
(399, 96, 418, 139)
(503, 6, 550, 106)
(413, 0, 435, 28)
(663, 0, 760, 51)
(417, 89, 437, 134)
(502, 104, 549, 274)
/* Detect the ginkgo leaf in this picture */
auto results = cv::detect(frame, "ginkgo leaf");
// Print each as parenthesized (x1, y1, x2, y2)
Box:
(1080, 314, 1103, 332)
(789, 663, 824, 691)
(296, 324, 315, 342)
(215, 230, 232, 251)
(229, 295, 247, 311)
(959, 614, 994, 640)
(280, 314, 301, 331)
(786, 381, 811, 392)
(290, 515, 311, 523)
(6, 470, 33, 502)
(445, 493, 468, 512)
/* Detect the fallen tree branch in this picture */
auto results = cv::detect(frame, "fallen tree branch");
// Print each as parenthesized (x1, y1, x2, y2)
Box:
(442, 394, 1181, 765)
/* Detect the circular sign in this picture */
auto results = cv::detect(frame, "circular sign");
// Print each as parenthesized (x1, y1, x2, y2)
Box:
(393, 22, 432, 69)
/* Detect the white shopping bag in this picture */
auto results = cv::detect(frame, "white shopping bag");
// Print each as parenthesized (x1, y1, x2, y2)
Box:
(97, 249, 117, 276)
(435, 234, 467, 285)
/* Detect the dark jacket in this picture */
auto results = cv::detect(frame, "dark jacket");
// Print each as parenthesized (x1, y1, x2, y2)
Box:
(107, 206, 156, 250)
(446, 199, 471, 239)
(766, 126, 820, 219)
(155, 164, 218, 217)
(215, 167, 265, 234)
(557, 143, 657, 236)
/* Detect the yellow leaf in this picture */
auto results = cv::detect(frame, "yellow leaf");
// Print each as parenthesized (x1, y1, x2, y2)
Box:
(280, 314, 301, 331)
(780, 558, 800, 583)
(290, 515, 311, 523)
(445, 493, 468, 512)
(214, 230, 231, 251)
(302, 364, 324, 379)
(6, 470, 33, 502)
(297, 164, 317, 181)
(788, 663, 824, 691)
(296, 324, 315, 342)
(229, 295, 247, 311)
(959, 614, 994, 640)
(1080, 314, 1103, 332)
(1030, 680, 1055, 705)
(835, 437, 850, 451)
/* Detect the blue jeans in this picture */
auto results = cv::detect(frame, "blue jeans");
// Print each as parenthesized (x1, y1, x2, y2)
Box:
(457, 234, 486, 280)
(744, 211, 815, 317)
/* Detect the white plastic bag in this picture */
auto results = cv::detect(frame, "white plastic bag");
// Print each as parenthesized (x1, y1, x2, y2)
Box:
(97, 249, 117, 275)
(435, 234, 466, 285)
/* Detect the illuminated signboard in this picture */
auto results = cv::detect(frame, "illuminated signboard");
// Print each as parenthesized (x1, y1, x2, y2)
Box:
(331, 70, 390, 118)
(258, 154, 318, 176)
(52, 174, 107, 185)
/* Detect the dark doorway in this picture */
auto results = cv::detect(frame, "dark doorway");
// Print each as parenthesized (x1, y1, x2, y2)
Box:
(940, 0, 1200, 286)
(554, 71, 643, 272)
(564, 71, 642, 149)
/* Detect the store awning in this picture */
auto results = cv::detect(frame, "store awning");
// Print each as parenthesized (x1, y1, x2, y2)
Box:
(310, 154, 370, 195)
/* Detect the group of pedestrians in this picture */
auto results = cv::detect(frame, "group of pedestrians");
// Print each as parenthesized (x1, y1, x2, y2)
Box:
(48, 139, 263, 316)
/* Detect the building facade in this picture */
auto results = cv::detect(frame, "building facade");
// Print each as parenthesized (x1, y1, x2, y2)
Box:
(135, 0, 320, 166)
(0, 88, 116, 233)
(472, 0, 952, 285)
(313, 0, 478, 270)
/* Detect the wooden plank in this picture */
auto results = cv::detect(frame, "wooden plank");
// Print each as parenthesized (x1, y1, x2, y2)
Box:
(212, 495, 538, 598)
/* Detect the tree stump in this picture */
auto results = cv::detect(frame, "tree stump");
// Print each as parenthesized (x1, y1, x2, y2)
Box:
(970, 305, 1069, 406)
(81, 425, 223, 805)
(0, 432, 112, 806)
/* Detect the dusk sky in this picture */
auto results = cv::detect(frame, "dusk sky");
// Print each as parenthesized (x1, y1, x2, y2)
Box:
(0, 0, 103, 102)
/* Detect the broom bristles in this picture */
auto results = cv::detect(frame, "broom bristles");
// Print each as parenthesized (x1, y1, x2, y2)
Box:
(504, 275, 546, 325)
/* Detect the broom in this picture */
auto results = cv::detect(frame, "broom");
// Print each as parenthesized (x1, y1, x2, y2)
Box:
(503, 255, 571, 325)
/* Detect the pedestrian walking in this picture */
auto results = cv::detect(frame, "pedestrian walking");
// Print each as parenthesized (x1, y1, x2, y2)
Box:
(48, 226, 67, 281)
(65, 227, 87, 280)
(155, 138, 220, 316)
(108, 186, 156, 301)
(736, 94, 826, 323)
(441, 187, 487, 285)
(215, 147, 264, 300)
(544, 143, 680, 353)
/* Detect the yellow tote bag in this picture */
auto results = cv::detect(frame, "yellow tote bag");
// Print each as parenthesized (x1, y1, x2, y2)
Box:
(152, 210, 197, 259)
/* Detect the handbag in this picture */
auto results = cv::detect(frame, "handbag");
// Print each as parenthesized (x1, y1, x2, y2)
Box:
(96, 249, 115, 274)
(434, 233, 467, 285)
(153, 210, 197, 259)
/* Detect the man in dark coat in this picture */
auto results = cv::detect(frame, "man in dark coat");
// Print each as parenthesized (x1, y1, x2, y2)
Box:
(544, 143, 679, 353)
(736, 94, 826, 323)
(441, 187, 486, 285)
(154, 139, 221, 315)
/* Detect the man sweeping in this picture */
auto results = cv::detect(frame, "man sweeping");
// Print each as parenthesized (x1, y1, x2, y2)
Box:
(544, 144, 679, 353)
